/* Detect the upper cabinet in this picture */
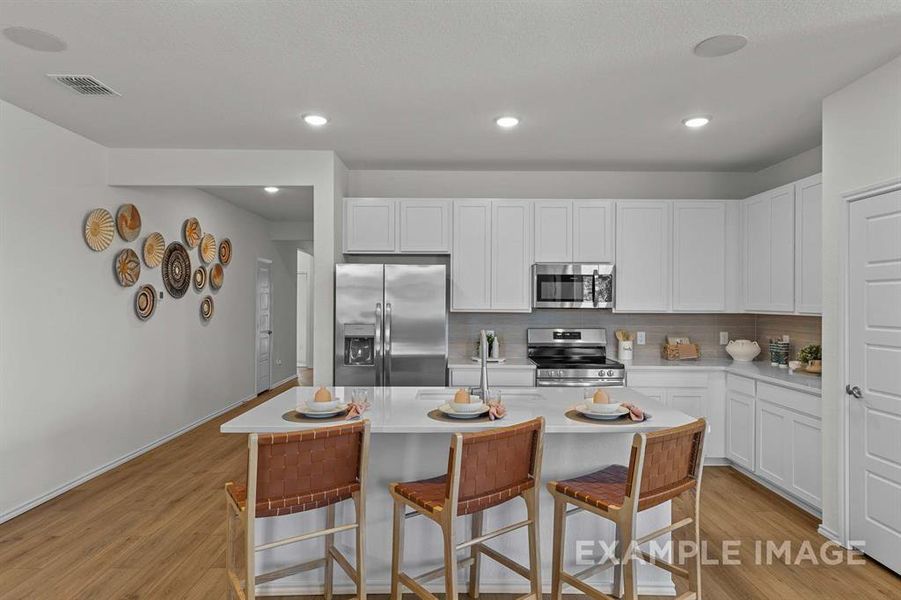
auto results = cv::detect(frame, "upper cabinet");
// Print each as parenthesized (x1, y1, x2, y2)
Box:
(672, 201, 728, 312)
(451, 200, 492, 310)
(794, 174, 822, 314)
(741, 184, 796, 312)
(615, 201, 672, 312)
(533, 200, 614, 263)
(343, 198, 450, 254)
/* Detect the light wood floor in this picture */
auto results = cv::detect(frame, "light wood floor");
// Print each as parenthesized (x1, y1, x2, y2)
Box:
(1, 380, 898, 599)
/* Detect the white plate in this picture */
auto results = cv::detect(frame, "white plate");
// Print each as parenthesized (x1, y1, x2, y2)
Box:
(575, 404, 631, 420)
(297, 402, 348, 418)
(438, 403, 490, 419)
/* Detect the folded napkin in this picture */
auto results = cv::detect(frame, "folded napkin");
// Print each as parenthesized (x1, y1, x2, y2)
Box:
(487, 399, 506, 421)
(621, 403, 646, 422)
(345, 401, 369, 420)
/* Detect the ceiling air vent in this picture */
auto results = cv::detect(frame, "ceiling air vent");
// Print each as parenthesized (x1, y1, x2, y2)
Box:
(47, 74, 120, 96)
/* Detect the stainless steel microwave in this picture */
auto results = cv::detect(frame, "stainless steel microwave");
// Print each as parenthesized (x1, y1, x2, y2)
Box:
(532, 263, 614, 309)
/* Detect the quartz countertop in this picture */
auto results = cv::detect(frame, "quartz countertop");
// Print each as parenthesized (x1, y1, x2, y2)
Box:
(447, 356, 536, 369)
(220, 386, 693, 434)
(617, 355, 822, 393)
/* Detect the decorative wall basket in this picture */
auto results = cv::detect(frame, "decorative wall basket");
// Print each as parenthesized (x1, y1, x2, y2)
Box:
(193, 266, 207, 291)
(135, 284, 157, 320)
(199, 233, 216, 264)
(143, 232, 165, 267)
(116, 204, 142, 241)
(114, 248, 141, 287)
(218, 238, 232, 266)
(183, 217, 202, 248)
(84, 208, 114, 251)
(162, 242, 191, 298)
(200, 295, 214, 321)
(210, 263, 224, 290)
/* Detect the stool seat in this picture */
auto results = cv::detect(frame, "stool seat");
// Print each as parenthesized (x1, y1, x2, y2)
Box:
(394, 474, 535, 516)
(553, 464, 629, 511)
(226, 481, 360, 518)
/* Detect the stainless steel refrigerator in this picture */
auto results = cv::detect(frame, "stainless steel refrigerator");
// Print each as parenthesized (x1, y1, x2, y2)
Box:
(335, 264, 447, 386)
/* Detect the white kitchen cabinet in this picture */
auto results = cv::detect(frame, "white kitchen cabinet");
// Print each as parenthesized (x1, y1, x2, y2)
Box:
(615, 201, 672, 312)
(398, 199, 451, 253)
(740, 184, 796, 312)
(573, 200, 615, 262)
(533, 200, 573, 262)
(451, 200, 492, 310)
(794, 174, 822, 314)
(726, 374, 756, 471)
(756, 399, 790, 488)
(672, 201, 727, 311)
(491, 200, 532, 311)
(344, 198, 396, 253)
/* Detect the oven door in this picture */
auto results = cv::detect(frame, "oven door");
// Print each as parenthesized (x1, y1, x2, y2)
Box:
(532, 264, 614, 308)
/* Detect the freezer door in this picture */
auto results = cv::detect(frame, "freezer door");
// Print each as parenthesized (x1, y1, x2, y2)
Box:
(335, 264, 384, 386)
(384, 264, 448, 386)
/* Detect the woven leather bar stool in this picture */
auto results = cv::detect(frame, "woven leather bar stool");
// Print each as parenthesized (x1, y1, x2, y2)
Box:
(388, 417, 545, 600)
(547, 419, 707, 600)
(225, 420, 370, 600)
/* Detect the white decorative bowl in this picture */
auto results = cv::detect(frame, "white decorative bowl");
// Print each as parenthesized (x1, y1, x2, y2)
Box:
(584, 401, 623, 415)
(305, 400, 341, 412)
(450, 400, 484, 413)
(726, 340, 761, 362)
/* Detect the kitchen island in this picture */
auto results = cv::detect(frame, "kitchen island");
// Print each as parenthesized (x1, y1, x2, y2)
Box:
(221, 386, 696, 597)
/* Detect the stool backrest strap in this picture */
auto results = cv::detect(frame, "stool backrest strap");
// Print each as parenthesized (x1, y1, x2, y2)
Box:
(627, 418, 706, 511)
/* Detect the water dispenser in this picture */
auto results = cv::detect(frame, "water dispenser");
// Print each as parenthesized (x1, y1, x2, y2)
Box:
(343, 323, 375, 366)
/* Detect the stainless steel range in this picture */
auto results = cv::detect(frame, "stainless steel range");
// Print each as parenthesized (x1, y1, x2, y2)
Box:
(528, 328, 626, 387)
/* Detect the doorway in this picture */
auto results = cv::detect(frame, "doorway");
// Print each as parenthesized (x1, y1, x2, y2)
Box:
(255, 258, 273, 394)
(297, 249, 314, 385)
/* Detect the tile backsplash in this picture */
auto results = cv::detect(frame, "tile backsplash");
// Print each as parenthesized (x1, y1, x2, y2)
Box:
(450, 311, 821, 362)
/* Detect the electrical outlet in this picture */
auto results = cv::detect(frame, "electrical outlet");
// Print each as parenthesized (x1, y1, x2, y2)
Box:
(720, 331, 729, 345)
(276, 358, 283, 366)
(636, 331, 646, 345)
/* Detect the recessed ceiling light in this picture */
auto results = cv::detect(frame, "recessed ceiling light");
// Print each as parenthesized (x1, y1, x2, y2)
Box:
(693, 34, 748, 58)
(264, 186, 280, 194)
(495, 116, 520, 129)
(682, 116, 711, 128)
(303, 114, 328, 127)
(2, 26, 67, 52)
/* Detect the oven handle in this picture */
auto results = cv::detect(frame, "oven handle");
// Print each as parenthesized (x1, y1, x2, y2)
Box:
(536, 380, 625, 387)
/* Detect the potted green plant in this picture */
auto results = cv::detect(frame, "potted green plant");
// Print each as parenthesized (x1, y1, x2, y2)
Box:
(798, 344, 822, 374)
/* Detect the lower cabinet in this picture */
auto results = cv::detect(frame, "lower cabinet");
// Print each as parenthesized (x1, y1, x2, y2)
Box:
(447, 367, 536, 387)
(726, 389, 756, 471)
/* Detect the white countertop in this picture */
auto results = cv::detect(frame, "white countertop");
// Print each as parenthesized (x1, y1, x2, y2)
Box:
(619, 356, 822, 393)
(447, 356, 537, 369)
(220, 386, 694, 434)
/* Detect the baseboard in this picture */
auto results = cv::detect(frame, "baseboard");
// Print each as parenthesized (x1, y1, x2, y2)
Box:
(704, 456, 731, 466)
(817, 525, 847, 548)
(0, 393, 254, 525)
(270, 374, 299, 389)
(255, 581, 676, 596)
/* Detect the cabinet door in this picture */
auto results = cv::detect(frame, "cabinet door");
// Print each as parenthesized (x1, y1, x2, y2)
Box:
(533, 200, 573, 262)
(726, 391, 755, 471)
(491, 200, 532, 311)
(631, 387, 665, 404)
(769, 184, 796, 312)
(615, 201, 671, 311)
(794, 174, 822, 314)
(451, 200, 492, 310)
(344, 198, 396, 253)
(673, 201, 727, 311)
(756, 400, 789, 488)
(669, 389, 704, 418)
(398, 199, 451, 253)
(573, 200, 614, 262)
(741, 193, 772, 311)
(789, 411, 822, 508)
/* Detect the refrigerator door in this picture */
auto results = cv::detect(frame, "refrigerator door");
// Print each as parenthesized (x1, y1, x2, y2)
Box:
(335, 264, 385, 386)
(384, 264, 447, 386)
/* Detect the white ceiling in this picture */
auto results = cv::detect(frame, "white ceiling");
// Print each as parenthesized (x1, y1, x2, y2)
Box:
(2, 1, 901, 171)
(199, 186, 313, 222)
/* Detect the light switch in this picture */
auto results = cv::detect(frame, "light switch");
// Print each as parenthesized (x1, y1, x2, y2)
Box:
(636, 331, 646, 345)
(720, 331, 729, 345)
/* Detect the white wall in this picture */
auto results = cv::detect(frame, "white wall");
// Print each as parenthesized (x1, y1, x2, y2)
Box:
(820, 54, 901, 542)
(296, 250, 314, 367)
(0, 101, 295, 520)
(751, 145, 822, 194)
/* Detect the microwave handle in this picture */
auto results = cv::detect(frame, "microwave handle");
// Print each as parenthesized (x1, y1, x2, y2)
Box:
(592, 269, 600, 306)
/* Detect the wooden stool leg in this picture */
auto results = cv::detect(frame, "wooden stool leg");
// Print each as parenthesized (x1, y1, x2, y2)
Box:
(225, 498, 236, 600)
(612, 523, 622, 599)
(390, 501, 405, 600)
(688, 490, 702, 599)
(550, 496, 566, 600)
(324, 504, 336, 600)
(442, 518, 459, 600)
(468, 511, 483, 599)
(354, 491, 367, 600)
(617, 517, 636, 600)
(524, 490, 542, 599)
(245, 513, 256, 600)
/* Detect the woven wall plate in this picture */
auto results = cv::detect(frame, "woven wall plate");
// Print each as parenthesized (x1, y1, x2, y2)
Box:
(218, 238, 232, 265)
(142, 232, 165, 267)
(200, 295, 214, 321)
(84, 208, 115, 251)
(210, 263, 224, 290)
(135, 284, 157, 320)
(193, 266, 207, 291)
(161, 242, 191, 298)
(114, 248, 141, 287)
(116, 204, 142, 241)
(183, 218, 201, 248)
(199, 233, 216, 263)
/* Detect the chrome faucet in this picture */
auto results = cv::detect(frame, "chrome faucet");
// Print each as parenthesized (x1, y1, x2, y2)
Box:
(470, 329, 490, 401)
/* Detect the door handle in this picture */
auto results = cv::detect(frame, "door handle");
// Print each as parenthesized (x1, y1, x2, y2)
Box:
(266, 330, 273, 335)
(374, 303, 383, 387)
(846, 384, 863, 399)
(384, 302, 392, 387)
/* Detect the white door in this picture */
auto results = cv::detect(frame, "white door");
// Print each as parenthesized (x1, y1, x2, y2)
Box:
(768, 184, 796, 312)
(849, 188, 901, 573)
(255, 260, 273, 394)
(672, 201, 727, 311)
(533, 200, 573, 262)
(344, 198, 396, 253)
(615, 200, 671, 311)
(795, 174, 823, 314)
(451, 200, 492, 310)
(573, 200, 614, 263)
(296, 271, 309, 367)
(742, 192, 773, 311)
(491, 200, 532, 311)
(398, 199, 451, 253)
